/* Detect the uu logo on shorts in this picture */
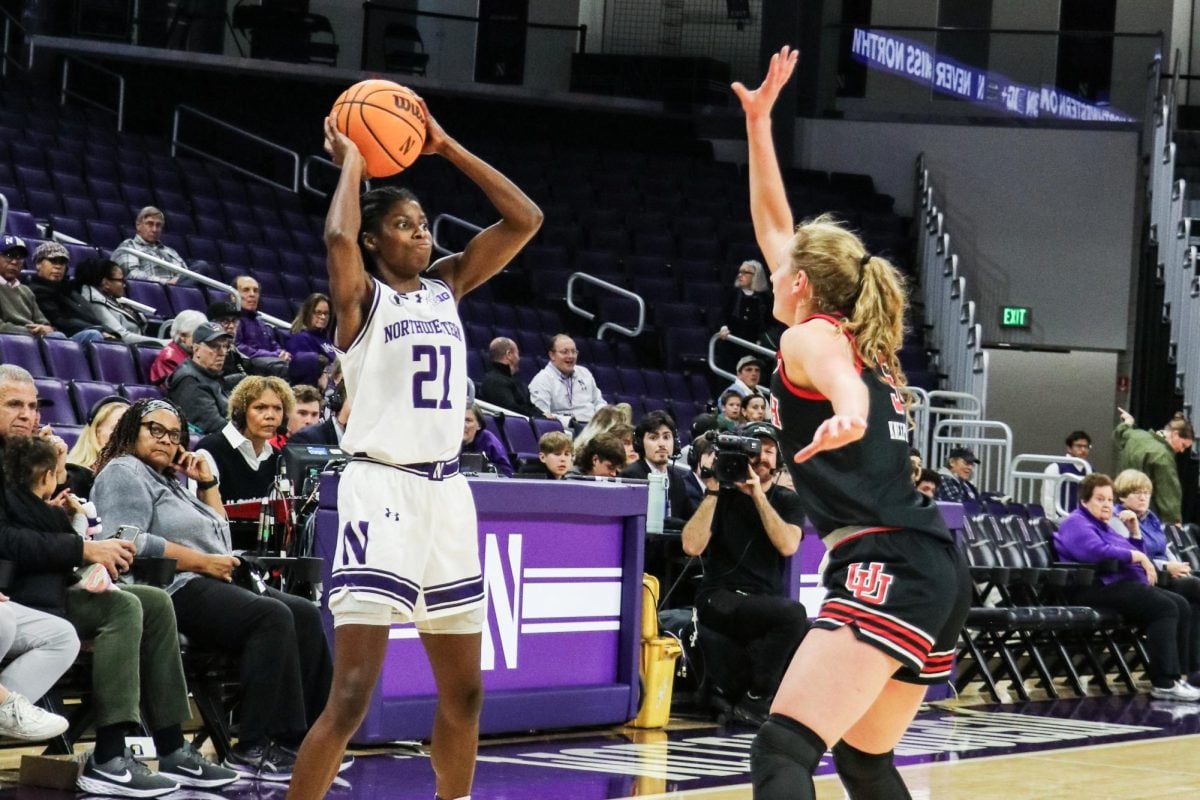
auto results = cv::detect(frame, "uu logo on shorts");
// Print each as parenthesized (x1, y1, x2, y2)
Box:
(846, 562, 894, 605)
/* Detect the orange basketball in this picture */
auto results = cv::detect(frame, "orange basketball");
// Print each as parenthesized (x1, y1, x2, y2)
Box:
(329, 79, 427, 179)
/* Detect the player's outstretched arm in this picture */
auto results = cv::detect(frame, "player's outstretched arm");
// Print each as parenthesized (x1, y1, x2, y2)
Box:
(323, 117, 375, 351)
(414, 98, 543, 299)
(732, 45, 798, 275)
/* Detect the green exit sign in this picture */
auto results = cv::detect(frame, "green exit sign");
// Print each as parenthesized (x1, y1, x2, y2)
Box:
(1000, 306, 1032, 329)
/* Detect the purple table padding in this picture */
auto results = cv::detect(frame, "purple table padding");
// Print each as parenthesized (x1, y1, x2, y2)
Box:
(316, 474, 648, 744)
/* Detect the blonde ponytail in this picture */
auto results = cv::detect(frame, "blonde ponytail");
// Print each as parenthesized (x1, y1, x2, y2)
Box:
(847, 255, 909, 393)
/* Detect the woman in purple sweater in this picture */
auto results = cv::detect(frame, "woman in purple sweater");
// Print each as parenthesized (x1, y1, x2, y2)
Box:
(285, 294, 337, 388)
(461, 405, 513, 477)
(1054, 473, 1200, 700)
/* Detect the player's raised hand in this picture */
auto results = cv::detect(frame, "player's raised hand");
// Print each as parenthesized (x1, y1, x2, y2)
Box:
(410, 93, 449, 157)
(731, 45, 799, 120)
(794, 414, 867, 464)
(324, 116, 363, 169)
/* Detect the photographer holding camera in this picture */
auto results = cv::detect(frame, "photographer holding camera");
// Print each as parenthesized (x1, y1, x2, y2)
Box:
(682, 422, 808, 727)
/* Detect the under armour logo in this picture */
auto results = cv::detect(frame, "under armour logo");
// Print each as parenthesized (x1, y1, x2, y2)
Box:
(390, 293, 405, 305)
(383, 508, 401, 521)
(846, 562, 894, 605)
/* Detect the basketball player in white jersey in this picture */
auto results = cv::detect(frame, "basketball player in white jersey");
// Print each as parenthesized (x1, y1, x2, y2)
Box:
(286, 105, 542, 800)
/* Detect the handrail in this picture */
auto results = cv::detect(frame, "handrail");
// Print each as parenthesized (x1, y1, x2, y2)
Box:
(111, 245, 290, 330)
(1006, 454, 1089, 516)
(0, 6, 26, 78)
(431, 213, 483, 257)
(0, 192, 7, 237)
(172, 105, 300, 193)
(565, 273, 645, 340)
(706, 332, 774, 384)
(61, 57, 126, 132)
(475, 399, 529, 421)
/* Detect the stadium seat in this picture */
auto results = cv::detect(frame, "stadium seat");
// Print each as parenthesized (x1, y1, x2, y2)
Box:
(41, 337, 94, 381)
(0, 333, 48, 376)
(34, 378, 78, 425)
(87, 341, 140, 385)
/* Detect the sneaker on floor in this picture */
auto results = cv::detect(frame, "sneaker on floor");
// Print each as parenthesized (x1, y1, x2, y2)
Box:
(0, 693, 68, 741)
(223, 741, 296, 782)
(1150, 681, 1200, 701)
(158, 740, 240, 788)
(1174, 679, 1200, 700)
(77, 748, 180, 797)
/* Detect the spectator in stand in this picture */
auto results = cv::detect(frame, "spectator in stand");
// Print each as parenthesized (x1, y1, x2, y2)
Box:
(205, 300, 253, 387)
(0, 369, 237, 793)
(166, 322, 234, 435)
(461, 404, 513, 477)
(113, 206, 201, 284)
(231, 276, 290, 380)
(611, 422, 637, 466)
(65, 395, 131, 499)
(573, 404, 634, 452)
(680, 413, 719, 495)
(716, 260, 772, 372)
(740, 394, 768, 427)
(529, 334, 606, 429)
(716, 390, 743, 431)
(915, 468, 941, 499)
(28, 243, 105, 342)
(0, 236, 88, 342)
(518, 430, 573, 479)
(620, 410, 696, 525)
(935, 447, 981, 504)
(1114, 468, 1200, 684)
(1041, 430, 1094, 518)
(286, 294, 336, 388)
(290, 379, 351, 447)
(196, 376, 293, 505)
(1115, 408, 1195, 525)
(721, 356, 770, 402)
(92, 397, 333, 781)
(478, 337, 549, 418)
(573, 432, 628, 477)
(149, 310, 208, 388)
(683, 433, 715, 508)
(75, 258, 165, 346)
(1054, 473, 1200, 701)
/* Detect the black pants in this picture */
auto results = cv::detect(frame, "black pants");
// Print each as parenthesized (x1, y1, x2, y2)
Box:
(697, 589, 808, 697)
(172, 579, 332, 744)
(1072, 580, 1190, 686)
(1160, 573, 1200, 672)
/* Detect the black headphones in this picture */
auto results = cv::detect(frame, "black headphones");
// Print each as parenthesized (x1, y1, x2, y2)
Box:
(231, 403, 247, 430)
(326, 380, 345, 416)
(87, 395, 130, 426)
(633, 410, 681, 460)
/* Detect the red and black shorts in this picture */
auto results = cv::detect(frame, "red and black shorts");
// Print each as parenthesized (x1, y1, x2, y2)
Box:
(814, 528, 971, 685)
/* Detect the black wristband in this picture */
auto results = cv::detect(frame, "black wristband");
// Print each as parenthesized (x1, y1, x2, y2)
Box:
(704, 489, 720, 497)
(197, 478, 219, 491)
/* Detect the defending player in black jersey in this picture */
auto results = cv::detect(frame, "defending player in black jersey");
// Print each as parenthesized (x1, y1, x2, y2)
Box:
(732, 47, 971, 800)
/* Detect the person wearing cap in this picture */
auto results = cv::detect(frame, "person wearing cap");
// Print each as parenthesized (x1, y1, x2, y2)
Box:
(0, 236, 71, 341)
(149, 309, 208, 388)
(27, 242, 106, 343)
(721, 355, 771, 403)
(682, 421, 808, 727)
(935, 446, 981, 503)
(113, 206, 191, 284)
(74, 258, 165, 346)
(204, 299, 260, 387)
(165, 322, 235, 435)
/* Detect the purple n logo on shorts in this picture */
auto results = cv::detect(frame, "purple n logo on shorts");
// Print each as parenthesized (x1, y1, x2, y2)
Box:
(342, 521, 370, 565)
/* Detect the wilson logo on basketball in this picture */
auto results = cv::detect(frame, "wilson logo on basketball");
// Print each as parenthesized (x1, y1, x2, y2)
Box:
(846, 562, 894, 604)
(392, 94, 427, 125)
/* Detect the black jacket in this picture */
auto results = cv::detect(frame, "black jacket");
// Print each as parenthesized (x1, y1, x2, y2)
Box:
(478, 362, 543, 418)
(619, 459, 697, 524)
(167, 358, 230, 435)
(29, 276, 102, 336)
(289, 418, 340, 447)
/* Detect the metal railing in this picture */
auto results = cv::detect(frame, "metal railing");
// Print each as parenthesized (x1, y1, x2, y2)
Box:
(906, 385, 930, 459)
(706, 332, 773, 384)
(1, 6, 27, 78)
(475, 399, 528, 420)
(111, 245, 290, 330)
(565, 274, 645, 340)
(431, 214, 482, 257)
(60, 57, 126, 131)
(172, 105, 300, 193)
(0, 192, 7, 238)
(931, 418, 1013, 496)
(1006, 454, 1089, 518)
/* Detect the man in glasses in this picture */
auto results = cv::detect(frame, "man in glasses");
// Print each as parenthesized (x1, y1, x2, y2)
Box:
(166, 322, 234, 435)
(1041, 430, 1094, 519)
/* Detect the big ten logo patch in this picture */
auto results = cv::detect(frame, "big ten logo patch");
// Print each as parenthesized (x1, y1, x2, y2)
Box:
(846, 562, 894, 604)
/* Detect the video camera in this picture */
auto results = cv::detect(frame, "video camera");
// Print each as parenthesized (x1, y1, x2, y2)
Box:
(701, 430, 762, 487)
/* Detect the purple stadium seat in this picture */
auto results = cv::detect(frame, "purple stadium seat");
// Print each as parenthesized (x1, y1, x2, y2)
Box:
(616, 367, 646, 396)
(248, 245, 282, 275)
(688, 373, 715, 404)
(26, 189, 62, 218)
(217, 240, 250, 269)
(663, 327, 710, 370)
(121, 383, 163, 403)
(466, 349, 484, 381)
(84, 220, 123, 249)
(279, 272, 312, 302)
(183, 235, 220, 265)
(69, 379, 120, 423)
(573, 250, 621, 278)
(125, 279, 171, 318)
(34, 378, 78, 425)
(231, 220, 264, 246)
(194, 215, 226, 240)
(481, 412, 504, 443)
(531, 418, 564, 440)
(132, 343, 164, 383)
(0, 332, 48, 376)
(642, 369, 668, 400)
(664, 371, 691, 404)
(41, 337, 94, 381)
(62, 195, 97, 220)
(255, 271, 285, 298)
(87, 341, 140, 384)
(4, 209, 41, 238)
(500, 415, 540, 462)
(54, 424, 84, 451)
(258, 295, 292, 321)
(591, 365, 619, 396)
(95, 199, 130, 225)
(164, 284, 208, 316)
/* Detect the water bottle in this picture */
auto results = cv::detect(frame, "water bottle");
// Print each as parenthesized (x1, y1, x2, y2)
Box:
(646, 472, 666, 535)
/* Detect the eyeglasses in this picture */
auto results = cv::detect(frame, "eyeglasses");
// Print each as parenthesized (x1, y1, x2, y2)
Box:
(105, 274, 127, 284)
(141, 421, 182, 444)
(312, 310, 330, 318)
(200, 341, 232, 353)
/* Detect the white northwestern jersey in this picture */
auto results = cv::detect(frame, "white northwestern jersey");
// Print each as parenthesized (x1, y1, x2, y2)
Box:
(339, 277, 467, 465)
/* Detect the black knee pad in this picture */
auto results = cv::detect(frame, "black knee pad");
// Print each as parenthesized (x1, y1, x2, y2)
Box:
(750, 714, 826, 800)
(832, 741, 911, 800)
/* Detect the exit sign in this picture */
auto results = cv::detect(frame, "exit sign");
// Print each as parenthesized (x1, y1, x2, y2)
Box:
(1000, 306, 1032, 329)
